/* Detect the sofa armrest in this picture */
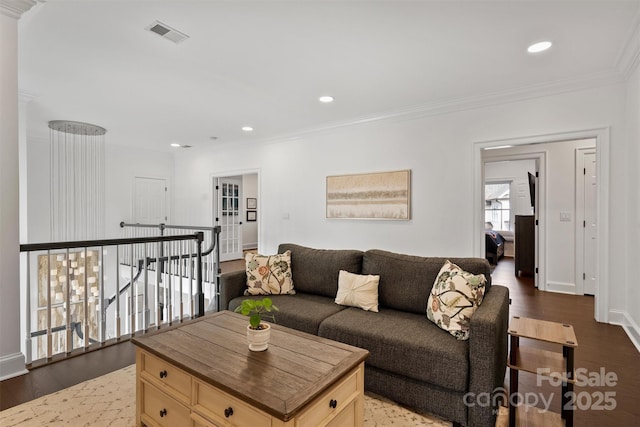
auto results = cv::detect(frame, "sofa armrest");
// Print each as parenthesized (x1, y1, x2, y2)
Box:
(467, 285, 509, 427)
(218, 270, 247, 311)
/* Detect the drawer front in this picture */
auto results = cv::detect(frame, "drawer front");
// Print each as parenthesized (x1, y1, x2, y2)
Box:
(141, 351, 191, 403)
(326, 400, 355, 427)
(194, 380, 271, 427)
(142, 380, 191, 427)
(191, 411, 222, 427)
(296, 370, 358, 427)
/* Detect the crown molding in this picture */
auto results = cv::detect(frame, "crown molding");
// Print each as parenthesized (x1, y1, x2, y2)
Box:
(616, 7, 640, 78)
(0, 0, 37, 19)
(258, 70, 625, 145)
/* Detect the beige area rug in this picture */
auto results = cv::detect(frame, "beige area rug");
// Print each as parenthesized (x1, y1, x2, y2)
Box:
(0, 365, 451, 427)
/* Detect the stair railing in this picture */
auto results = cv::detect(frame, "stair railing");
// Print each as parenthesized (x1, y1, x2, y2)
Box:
(119, 222, 220, 284)
(20, 232, 205, 367)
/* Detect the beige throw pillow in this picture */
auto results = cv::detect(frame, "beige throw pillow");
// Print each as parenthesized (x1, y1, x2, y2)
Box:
(426, 260, 486, 340)
(335, 270, 380, 312)
(245, 250, 295, 295)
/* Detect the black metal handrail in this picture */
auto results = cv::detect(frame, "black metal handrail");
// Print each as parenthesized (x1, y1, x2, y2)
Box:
(119, 222, 220, 257)
(20, 233, 201, 252)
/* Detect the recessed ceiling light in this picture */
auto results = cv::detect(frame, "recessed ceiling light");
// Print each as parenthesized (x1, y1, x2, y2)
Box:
(242, 126, 253, 132)
(170, 143, 181, 147)
(319, 95, 334, 103)
(527, 41, 552, 54)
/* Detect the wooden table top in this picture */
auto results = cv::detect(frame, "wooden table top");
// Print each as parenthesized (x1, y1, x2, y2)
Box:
(132, 311, 369, 421)
(508, 316, 578, 347)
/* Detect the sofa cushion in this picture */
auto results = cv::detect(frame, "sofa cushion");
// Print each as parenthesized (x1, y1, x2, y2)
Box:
(427, 260, 487, 340)
(335, 270, 380, 312)
(278, 243, 364, 298)
(245, 250, 295, 295)
(228, 294, 348, 335)
(361, 250, 492, 314)
(318, 307, 469, 392)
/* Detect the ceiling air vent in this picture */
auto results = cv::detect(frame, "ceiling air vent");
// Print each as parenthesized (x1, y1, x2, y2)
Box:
(146, 21, 189, 44)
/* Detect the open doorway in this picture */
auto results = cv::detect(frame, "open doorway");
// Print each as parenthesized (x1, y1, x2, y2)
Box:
(473, 128, 609, 322)
(212, 172, 259, 261)
(483, 153, 543, 289)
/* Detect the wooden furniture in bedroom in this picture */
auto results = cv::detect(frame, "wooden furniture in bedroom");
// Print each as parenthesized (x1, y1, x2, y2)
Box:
(131, 311, 369, 427)
(514, 215, 535, 277)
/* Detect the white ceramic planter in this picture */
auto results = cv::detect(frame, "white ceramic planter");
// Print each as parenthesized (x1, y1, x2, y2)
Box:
(246, 323, 271, 351)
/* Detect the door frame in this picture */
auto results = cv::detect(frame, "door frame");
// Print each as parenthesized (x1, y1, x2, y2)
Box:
(210, 168, 261, 254)
(576, 147, 597, 296)
(473, 127, 610, 322)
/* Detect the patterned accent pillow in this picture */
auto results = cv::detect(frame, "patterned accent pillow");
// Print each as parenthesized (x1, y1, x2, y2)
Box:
(335, 270, 380, 312)
(426, 260, 486, 340)
(245, 250, 295, 295)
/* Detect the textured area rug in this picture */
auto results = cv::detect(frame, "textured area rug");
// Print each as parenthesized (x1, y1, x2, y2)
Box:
(0, 365, 450, 426)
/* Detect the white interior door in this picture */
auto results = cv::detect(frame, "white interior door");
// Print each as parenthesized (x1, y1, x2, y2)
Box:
(134, 177, 167, 224)
(580, 150, 597, 295)
(215, 177, 243, 261)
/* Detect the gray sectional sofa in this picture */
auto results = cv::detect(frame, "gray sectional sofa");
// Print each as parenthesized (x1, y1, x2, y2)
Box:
(217, 243, 510, 427)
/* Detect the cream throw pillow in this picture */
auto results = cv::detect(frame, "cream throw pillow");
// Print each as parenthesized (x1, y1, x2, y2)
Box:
(335, 270, 380, 312)
(426, 260, 486, 340)
(245, 250, 295, 295)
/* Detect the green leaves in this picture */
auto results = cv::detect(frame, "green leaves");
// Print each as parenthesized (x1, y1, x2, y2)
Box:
(249, 314, 261, 329)
(234, 297, 279, 329)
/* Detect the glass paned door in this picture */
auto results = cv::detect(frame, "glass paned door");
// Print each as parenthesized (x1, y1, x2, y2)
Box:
(216, 177, 243, 261)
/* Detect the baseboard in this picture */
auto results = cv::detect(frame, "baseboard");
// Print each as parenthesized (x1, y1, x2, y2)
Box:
(608, 309, 627, 325)
(243, 243, 257, 250)
(609, 310, 640, 353)
(545, 281, 576, 295)
(0, 352, 28, 381)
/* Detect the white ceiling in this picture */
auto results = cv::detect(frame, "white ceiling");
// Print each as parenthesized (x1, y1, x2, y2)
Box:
(18, 0, 640, 150)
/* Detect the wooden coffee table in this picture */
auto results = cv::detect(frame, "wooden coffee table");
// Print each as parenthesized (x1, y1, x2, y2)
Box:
(131, 310, 369, 427)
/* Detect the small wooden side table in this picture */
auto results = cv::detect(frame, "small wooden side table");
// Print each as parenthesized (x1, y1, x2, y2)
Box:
(506, 316, 578, 427)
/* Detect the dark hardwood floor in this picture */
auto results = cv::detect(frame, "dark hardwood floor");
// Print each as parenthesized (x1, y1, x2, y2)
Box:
(2, 257, 639, 426)
(492, 258, 640, 427)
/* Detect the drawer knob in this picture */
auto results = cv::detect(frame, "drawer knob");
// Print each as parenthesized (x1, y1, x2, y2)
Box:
(159, 408, 167, 418)
(329, 399, 338, 409)
(159, 370, 168, 379)
(224, 407, 234, 418)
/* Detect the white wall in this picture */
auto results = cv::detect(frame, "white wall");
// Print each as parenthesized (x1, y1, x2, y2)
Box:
(626, 63, 640, 343)
(104, 144, 174, 238)
(172, 84, 630, 320)
(26, 136, 50, 242)
(27, 139, 174, 242)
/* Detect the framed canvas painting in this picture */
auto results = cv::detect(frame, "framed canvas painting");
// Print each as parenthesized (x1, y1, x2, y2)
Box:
(326, 170, 411, 220)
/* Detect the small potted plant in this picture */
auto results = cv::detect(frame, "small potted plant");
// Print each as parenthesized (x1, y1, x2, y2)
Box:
(234, 297, 279, 351)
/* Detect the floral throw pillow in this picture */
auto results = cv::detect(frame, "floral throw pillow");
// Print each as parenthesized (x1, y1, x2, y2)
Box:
(245, 250, 295, 296)
(426, 260, 486, 340)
